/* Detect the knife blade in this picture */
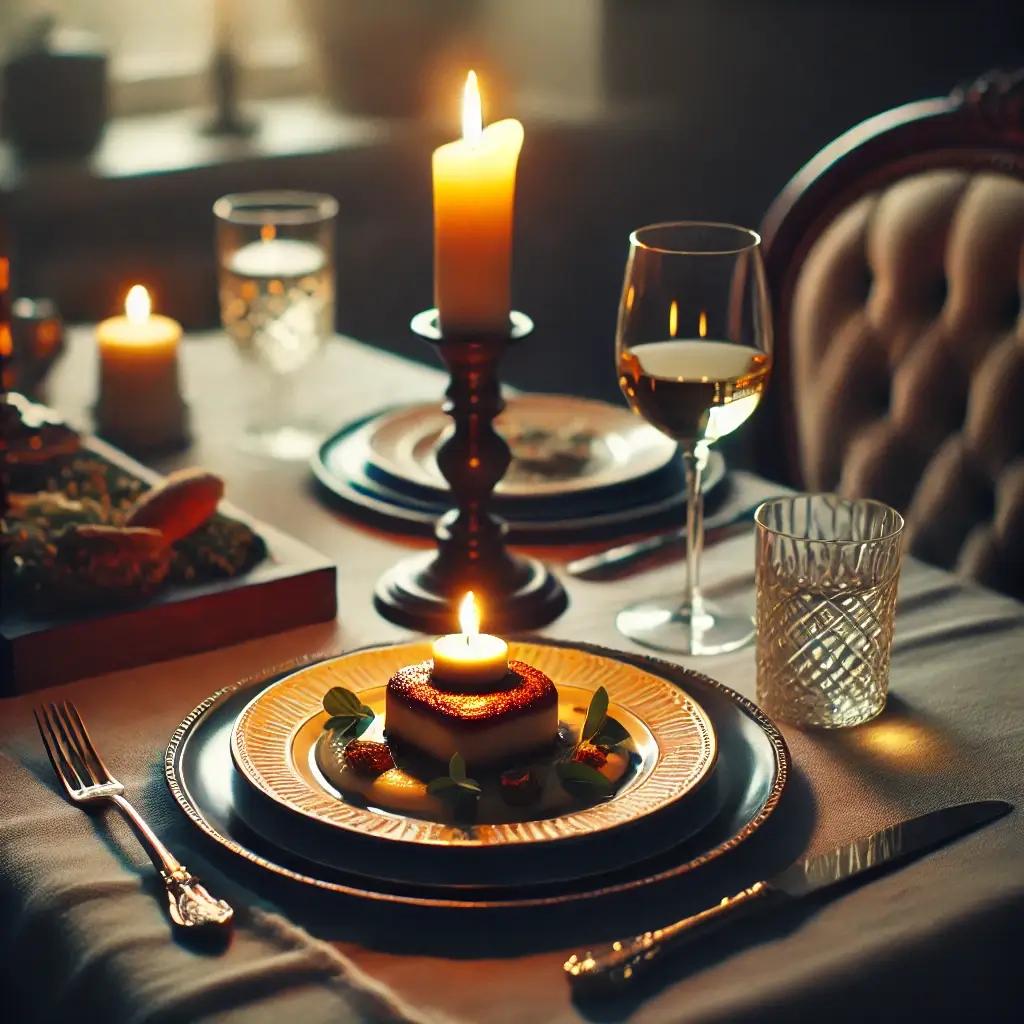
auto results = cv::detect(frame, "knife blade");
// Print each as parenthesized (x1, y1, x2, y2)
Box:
(566, 500, 767, 581)
(564, 799, 1012, 993)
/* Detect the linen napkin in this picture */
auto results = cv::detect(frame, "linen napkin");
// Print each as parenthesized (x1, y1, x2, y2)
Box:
(0, 748, 446, 1024)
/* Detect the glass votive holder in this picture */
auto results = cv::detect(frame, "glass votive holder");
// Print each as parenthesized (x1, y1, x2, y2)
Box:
(213, 190, 338, 460)
(754, 494, 905, 728)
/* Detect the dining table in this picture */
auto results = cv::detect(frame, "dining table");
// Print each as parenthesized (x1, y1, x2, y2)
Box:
(1, 326, 1021, 1023)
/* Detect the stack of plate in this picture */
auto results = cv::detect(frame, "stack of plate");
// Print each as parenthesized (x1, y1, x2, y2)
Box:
(166, 639, 787, 909)
(312, 396, 725, 543)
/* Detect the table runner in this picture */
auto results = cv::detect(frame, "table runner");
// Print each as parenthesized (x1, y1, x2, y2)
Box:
(1, 333, 1022, 1021)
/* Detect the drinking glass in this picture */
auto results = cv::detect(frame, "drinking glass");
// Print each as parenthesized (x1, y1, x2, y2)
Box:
(214, 191, 338, 459)
(755, 494, 905, 727)
(615, 221, 772, 655)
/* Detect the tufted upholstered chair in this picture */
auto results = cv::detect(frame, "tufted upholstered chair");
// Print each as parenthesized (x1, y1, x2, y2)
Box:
(761, 71, 1024, 598)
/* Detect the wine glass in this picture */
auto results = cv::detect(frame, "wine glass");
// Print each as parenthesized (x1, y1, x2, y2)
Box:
(214, 191, 338, 460)
(615, 221, 772, 655)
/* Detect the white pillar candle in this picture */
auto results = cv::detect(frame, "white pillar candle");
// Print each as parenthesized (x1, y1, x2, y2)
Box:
(431, 591, 509, 689)
(432, 71, 523, 336)
(96, 285, 187, 449)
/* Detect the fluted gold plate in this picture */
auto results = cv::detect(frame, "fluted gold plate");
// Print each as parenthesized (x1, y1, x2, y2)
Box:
(230, 641, 716, 879)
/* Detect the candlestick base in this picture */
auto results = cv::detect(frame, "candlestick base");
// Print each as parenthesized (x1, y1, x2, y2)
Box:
(373, 309, 567, 633)
(375, 547, 566, 633)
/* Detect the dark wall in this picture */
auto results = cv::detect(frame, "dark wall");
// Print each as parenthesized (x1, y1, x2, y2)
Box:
(6, 1, 1021, 413)
(502, 0, 1023, 404)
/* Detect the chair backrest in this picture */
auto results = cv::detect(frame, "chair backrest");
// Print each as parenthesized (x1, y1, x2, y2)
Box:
(760, 70, 1024, 597)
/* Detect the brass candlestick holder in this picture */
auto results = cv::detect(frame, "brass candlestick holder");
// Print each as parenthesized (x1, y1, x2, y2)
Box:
(374, 309, 568, 632)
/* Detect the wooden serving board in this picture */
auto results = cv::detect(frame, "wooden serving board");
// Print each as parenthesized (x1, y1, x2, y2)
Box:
(1, 437, 337, 693)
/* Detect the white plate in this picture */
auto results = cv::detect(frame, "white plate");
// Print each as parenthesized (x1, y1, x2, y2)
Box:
(367, 396, 679, 498)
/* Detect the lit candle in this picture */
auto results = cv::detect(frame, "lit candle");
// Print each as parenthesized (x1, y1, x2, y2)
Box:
(432, 70, 523, 336)
(96, 285, 187, 449)
(431, 591, 509, 689)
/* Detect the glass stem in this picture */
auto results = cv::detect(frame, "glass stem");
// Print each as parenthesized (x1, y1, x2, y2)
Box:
(682, 444, 707, 617)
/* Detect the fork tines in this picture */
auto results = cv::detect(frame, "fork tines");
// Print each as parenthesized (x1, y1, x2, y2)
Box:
(34, 701, 119, 797)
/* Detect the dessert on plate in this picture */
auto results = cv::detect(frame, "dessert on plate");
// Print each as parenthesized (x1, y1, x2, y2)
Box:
(385, 658, 558, 767)
(315, 594, 635, 825)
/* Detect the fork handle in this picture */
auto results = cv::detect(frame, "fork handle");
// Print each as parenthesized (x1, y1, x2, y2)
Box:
(111, 794, 234, 928)
(564, 881, 779, 994)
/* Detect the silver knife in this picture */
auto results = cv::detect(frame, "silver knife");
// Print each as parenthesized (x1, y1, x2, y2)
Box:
(564, 799, 1012, 993)
(566, 500, 767, 581)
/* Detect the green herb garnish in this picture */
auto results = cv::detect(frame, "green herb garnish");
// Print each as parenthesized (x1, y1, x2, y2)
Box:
(580, 686, 609, 742)
(578, 686, 629, 747)
(427, 753, 482, 799)
(323, 686, 375, 738)
(427, 753, 482, 820)
(553, 687, 629, 800)
(555, 759, 613, 797)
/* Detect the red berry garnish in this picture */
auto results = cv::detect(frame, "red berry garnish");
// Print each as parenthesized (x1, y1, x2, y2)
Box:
(343, 740, 395, 777)
(572, 741, 608, 770)
(500, 766, 541, 805)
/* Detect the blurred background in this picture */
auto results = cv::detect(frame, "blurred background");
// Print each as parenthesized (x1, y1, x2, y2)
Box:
(1, 0, 1020, 403)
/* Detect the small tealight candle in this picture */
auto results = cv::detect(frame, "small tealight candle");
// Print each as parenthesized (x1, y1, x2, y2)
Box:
(431, 591, 509, 690)
(96, 285, 187, 450)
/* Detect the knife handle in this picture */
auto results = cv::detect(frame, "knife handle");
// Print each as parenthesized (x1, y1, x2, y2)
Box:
(564, 881, 777, 994)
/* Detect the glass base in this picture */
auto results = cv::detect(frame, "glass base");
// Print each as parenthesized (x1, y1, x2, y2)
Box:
(616, 598, 754, 656)
(236, 423, 322, 461)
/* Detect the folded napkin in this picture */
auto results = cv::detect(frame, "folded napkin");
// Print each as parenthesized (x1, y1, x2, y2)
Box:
(0, 748, 446, 1024)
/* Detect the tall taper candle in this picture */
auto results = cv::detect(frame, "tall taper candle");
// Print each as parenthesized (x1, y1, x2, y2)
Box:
(432, 71, 523, 336)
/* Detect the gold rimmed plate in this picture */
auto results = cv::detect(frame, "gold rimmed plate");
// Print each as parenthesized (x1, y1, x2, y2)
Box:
(228, 641, 718, 887)
(165, 641, 789, 909)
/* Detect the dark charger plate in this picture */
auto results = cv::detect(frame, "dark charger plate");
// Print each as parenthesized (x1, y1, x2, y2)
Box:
(311, 411, 726, 544)
(165, 641, 788, 910)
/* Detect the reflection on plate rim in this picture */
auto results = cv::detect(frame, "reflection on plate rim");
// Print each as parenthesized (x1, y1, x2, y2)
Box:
(229, 641, 717, 848)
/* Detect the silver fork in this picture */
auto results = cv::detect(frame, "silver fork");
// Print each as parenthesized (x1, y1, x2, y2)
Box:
(35, 700, 233, 930)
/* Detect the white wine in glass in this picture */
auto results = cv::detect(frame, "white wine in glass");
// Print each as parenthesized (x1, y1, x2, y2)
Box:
(615, 222, 773, 656)
(619, 340, 771, 444)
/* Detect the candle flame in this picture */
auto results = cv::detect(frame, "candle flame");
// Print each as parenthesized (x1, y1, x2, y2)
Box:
(668, 300, 678, 338)
(698, 309, 708, 338)
(458, 591, 481, 637)
(462, 70, 483, 145)
(125, 285, 151, 324)
(260, 223, 276, 242)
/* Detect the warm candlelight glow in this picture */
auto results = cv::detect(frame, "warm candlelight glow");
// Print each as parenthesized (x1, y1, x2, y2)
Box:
(431, 589, 508, 688)
(462, 70, 483, 144)
(698, 309, 708, 338)
(433, 69, 523, 334)
(459, 590, 481, 636)
(260, 223, 277, 242)
(96, 283, 185, 448)
(125, 285, 152, 325)
(669, 300, 679, 338)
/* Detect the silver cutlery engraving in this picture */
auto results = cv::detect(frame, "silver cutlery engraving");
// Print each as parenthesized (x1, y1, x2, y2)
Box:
(564, 799, 1012, 993)
(35, 700, 233, 930)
